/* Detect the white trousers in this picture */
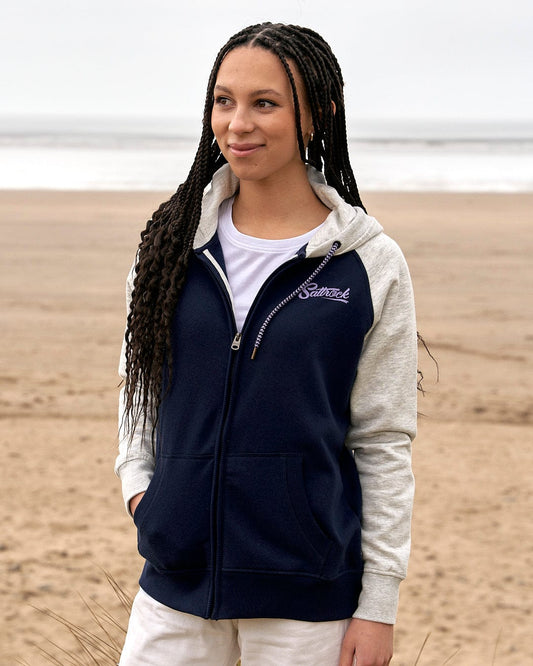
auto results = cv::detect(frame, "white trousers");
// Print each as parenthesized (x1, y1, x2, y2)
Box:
(119, 588, 352, 666)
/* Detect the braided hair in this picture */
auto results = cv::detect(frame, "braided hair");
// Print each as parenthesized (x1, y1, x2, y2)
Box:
(122, 22, 366, 438)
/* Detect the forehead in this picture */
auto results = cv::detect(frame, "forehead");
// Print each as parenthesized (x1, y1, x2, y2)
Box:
(215, 46, 303, 94)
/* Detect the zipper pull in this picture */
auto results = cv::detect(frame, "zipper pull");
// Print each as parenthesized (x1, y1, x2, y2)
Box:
(231, 332, 242, 351)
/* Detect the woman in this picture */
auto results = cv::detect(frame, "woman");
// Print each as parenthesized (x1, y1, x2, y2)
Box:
(115, 22, 417, 666)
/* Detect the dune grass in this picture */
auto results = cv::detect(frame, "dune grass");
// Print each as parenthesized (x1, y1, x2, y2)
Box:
(19, 572, 131, 666)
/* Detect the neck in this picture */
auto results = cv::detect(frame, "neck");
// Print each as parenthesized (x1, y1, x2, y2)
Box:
(232, 169, 331, 239)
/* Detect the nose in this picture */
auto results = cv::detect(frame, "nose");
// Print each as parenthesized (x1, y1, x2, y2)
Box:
(228, 105, 254, 134)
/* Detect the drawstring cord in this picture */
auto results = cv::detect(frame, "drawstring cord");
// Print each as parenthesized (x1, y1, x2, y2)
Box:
(251, 241, 341, 360)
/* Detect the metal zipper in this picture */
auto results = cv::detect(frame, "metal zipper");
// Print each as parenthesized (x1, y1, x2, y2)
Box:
(231, 332, 242, 350)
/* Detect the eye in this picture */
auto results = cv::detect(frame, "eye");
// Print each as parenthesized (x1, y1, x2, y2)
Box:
(214, 96, 232, 107)
(256, 99, 276, 109)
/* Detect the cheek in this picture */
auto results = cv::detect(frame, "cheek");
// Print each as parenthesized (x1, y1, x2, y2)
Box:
(211, 109, 224, 138)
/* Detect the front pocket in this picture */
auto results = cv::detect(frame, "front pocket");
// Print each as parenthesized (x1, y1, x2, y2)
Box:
(221, 454, 332, 575)
(134, 456, 213, 573)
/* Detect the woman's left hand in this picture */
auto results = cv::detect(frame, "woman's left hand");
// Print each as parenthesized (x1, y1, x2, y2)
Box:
(339, 618, 393, 666)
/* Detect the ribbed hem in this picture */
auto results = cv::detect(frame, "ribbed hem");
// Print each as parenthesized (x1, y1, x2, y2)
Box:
(352, 572, 401, 624)
(140, 564, 362, 622)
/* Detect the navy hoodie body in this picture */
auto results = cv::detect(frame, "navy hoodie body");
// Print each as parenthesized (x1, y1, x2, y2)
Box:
(116, 165, 417, 624)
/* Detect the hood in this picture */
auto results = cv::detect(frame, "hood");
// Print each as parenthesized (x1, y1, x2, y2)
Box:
(193, 164, 383, 257)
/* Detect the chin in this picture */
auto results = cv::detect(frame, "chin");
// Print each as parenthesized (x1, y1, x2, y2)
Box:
(226, 163, 267, 182)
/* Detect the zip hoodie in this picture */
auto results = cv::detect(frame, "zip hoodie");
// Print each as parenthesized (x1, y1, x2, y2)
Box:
(115, 164, 417, 625)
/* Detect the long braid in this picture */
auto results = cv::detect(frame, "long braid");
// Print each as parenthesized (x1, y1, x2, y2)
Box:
(123, 22, 367, 438)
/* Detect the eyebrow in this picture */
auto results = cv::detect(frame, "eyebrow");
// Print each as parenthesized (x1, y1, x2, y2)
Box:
(214, 84, 283, 98)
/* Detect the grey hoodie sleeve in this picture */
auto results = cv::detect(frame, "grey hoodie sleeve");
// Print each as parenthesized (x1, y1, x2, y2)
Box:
(114, 263, 156, 516)
(345, 234, 417, 625)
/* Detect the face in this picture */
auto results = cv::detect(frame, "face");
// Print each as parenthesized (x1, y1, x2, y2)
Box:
(211, 46, 313, 186)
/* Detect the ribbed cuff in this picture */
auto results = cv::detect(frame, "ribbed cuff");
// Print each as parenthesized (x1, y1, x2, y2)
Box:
(352, 572, 401, 625)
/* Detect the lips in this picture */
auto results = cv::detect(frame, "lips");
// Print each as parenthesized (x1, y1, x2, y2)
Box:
(228, 143, 263, 157)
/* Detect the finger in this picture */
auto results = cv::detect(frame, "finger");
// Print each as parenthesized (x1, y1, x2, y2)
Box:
(338, 642, 356, 666)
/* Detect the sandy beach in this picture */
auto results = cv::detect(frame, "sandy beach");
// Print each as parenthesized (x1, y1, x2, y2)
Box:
(1, 189, 532, 665)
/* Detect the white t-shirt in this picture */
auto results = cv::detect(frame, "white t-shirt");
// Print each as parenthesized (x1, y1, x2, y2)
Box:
(217, 197, 325, 330)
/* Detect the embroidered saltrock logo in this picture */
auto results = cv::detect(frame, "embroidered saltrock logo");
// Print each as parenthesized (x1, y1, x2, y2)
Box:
(299, 282, 350, 304)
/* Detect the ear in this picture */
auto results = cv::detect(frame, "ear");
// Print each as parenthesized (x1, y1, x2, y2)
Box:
(331, 100, 336, 116)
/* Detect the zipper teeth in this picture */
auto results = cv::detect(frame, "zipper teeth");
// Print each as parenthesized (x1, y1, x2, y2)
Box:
(199, 250, 238, 618)
(251, 241, 341, 359)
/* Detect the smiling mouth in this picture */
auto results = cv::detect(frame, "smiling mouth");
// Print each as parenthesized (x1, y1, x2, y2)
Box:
(228, 144, 263, 157)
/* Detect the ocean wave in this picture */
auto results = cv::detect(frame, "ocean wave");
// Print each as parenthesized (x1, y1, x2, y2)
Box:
(1, 135, 532, 191)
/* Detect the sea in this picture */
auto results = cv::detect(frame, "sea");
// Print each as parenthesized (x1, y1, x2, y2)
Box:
(1, 115, 532, 192)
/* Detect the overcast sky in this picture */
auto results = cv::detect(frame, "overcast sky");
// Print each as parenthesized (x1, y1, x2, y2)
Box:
(2, 0, 532, 124)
